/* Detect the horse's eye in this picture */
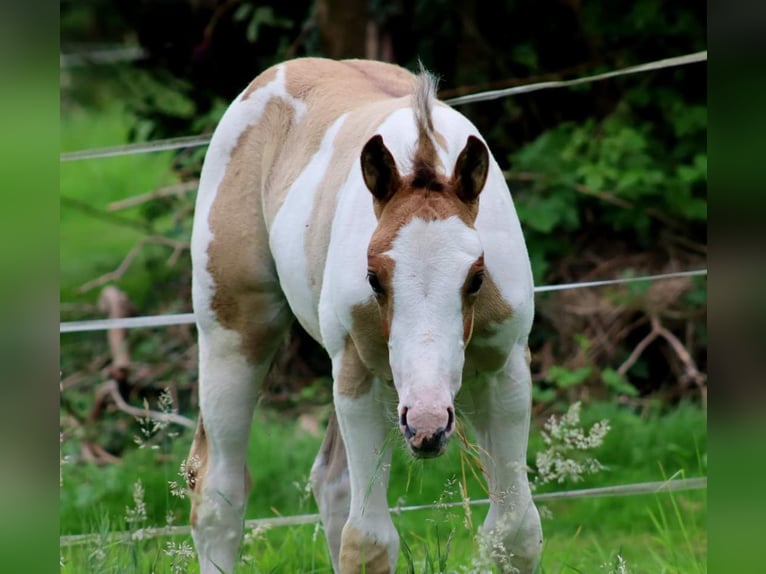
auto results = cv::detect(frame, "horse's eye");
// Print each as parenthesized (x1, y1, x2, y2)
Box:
(466, 271, 484, 295)
(367, 270, 385, 296)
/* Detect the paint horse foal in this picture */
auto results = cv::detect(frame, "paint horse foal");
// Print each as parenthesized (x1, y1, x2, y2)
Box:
(187, 58, 542, 573)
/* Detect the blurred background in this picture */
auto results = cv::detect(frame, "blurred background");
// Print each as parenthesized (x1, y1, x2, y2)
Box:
(60, 1, 707, 571)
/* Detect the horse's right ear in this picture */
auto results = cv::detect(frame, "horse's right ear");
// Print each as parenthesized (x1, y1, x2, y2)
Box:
(361, 135, 401, 207)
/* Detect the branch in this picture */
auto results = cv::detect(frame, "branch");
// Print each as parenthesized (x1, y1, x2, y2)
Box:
(108, 180, 199, 212)
(653, 317, 707, 388)
(77, 236, 190, 293)
(61, 196, 153, 233)
(97, 286, 135, 381)
(617, 319, 660, 377)
(97, 379, 195, 429)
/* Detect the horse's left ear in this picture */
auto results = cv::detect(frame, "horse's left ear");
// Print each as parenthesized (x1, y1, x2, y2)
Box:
(452, 135, 489, 204)
(361, 135, 401, 207)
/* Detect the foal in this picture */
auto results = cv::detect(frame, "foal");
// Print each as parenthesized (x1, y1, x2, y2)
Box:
(187, 57, 542, 573)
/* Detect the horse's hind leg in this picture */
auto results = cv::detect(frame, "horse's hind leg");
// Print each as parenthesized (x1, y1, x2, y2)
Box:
(187, 288, 293, 574)
(311, 409, 350, 572)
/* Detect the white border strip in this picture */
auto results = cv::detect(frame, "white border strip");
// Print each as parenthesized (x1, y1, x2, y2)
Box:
(60, 269, 706, 334)
(59, 476, 706, 547)
(60, 50, 706, 163)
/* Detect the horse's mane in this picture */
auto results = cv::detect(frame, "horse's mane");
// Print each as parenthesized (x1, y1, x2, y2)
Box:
(410, 64, 443, 191)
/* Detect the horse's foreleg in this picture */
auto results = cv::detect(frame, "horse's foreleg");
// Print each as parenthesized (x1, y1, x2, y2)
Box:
(330, 344, 398, 574)
(188, 294, 292, 574)
(465, 343, 543, 573)
(188, 328, 263, 574)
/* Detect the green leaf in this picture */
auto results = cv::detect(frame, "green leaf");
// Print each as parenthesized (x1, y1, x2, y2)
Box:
(548, 365, 593, 388)
(602, 368, 639, 396)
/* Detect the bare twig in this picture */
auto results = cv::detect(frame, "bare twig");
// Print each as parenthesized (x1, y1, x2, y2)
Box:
(77, 236, 190, 293)
(61, 196, 153, 233)
(96, 379, 195, 429)
(653, 317, 707, 389)
(98, 286, 135, 381)
(617, 322, 660, 377)
(108, 180, 199, 212)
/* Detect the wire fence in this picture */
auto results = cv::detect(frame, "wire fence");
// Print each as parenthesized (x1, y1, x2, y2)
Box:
(59, 269, 707, 333)
(59, 50, 706, 163)
(59, 476, 706, 547)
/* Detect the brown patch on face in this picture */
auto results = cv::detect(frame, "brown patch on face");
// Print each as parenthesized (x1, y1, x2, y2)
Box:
(368, 185, 478, 256)
(241, 65, 278, 100)
(339, 524, 391, 574)
(336, 334, 375, 398)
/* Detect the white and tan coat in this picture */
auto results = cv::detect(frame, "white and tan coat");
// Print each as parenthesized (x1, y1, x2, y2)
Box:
(187, 58, 542, 573)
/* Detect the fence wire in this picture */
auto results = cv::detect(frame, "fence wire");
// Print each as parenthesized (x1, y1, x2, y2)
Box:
(59, 476, 706, 547)
(60, 50, 706, 163)
(59, 269, 706, 334)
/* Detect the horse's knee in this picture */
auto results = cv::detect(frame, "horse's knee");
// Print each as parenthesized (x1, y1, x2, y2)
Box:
(339, 523, 397, 574)
(188, 415, 251, 528)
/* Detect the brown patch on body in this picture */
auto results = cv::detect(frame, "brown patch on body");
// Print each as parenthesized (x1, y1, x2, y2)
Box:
(349, 300, 392, 379)
(473, 271, 513, 329)
(336, 334, 375, 398)
(340, 524, 391, 574)
(206, 98, 296, 363)
(241, 66, 278, 100)
(464, 273, 516, 372)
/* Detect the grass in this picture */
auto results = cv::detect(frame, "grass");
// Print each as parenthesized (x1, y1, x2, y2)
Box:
(60, 401, 707, 573)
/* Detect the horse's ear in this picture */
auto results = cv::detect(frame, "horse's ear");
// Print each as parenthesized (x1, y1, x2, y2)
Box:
(361, 135, 401, 206)
(452, 135, 489, 204)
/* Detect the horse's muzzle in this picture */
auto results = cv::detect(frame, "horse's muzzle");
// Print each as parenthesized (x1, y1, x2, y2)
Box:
(401, 406, 454, 458)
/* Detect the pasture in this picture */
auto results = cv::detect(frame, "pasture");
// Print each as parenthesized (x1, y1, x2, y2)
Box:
(60, 26, 707, 573)
(60, 398, 706, 573)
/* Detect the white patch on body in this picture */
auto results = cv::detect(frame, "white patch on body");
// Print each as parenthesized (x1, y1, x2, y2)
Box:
(270, 114, 348, 342)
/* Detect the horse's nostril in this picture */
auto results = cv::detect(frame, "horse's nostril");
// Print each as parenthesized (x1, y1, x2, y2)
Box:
(400, 407, 416, 439)
(446, 407, 454, 433)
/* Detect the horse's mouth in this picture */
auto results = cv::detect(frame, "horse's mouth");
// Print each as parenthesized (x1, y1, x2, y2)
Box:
(407, 436, 449, 459)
